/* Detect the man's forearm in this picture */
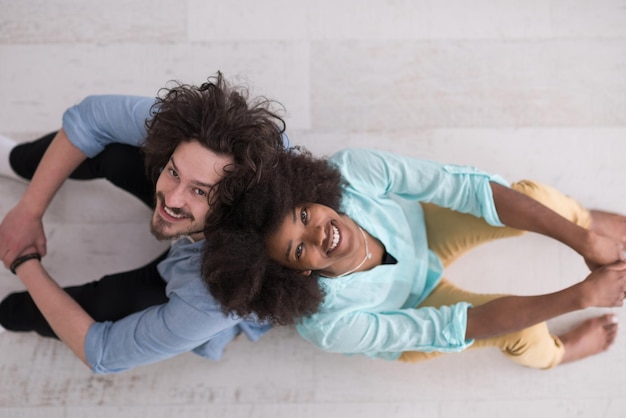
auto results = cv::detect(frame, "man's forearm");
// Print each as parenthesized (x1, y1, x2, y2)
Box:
(19, 129, 88, 217)
(16, 260, 94, 366)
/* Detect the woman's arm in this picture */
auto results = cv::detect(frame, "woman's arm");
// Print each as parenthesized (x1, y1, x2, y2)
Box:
(466, 261, 626, 340)
(491, 182, 623, 268)
(0, 130, 87, 267)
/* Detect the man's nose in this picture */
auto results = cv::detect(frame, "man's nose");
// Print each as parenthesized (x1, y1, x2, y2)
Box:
(164, 184, 185, 208)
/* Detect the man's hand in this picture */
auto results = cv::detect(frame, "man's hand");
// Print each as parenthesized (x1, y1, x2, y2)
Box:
(579, 261, 626, 308)
(0, 204, 47, 268)
(0, 130, 88, 269)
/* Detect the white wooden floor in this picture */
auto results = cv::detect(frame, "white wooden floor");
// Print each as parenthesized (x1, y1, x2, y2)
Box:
(1, 1, 626, 417)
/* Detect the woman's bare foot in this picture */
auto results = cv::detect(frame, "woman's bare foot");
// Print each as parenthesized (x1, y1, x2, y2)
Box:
(559, 314, 618, 365)
(590, 210, 626, 245)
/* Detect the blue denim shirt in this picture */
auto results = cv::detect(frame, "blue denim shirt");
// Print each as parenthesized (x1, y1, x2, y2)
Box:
(85, 237, 270, 374)
(63, 95, 282, 373)
(63, 95, 155, 158)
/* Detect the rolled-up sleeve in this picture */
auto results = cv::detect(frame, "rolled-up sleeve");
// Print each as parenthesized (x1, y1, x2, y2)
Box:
(85, 293, 240, 374)
(297, 302, 474, 359)
(331, 148, 509, 227)
(62, 95, 155, 158)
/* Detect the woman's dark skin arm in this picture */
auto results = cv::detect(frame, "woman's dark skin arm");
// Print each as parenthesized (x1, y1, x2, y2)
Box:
(490, 182, 623, 269)
(466, 262, 626, 340)
(465, 183, 625, 340)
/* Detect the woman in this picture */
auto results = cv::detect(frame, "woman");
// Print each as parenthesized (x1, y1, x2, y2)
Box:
(202, 148, 626, 369)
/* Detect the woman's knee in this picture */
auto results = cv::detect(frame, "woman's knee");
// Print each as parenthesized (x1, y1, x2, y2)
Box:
(510, 180, 590, 228)
(498, 323, 564, 369)
(510, 180, 553, 204)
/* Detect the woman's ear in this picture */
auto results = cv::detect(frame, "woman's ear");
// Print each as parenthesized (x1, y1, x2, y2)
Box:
(300, 270, 312, 277)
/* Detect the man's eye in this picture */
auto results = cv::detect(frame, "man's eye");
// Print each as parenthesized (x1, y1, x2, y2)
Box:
(300, 208, 308, 224)
(295, 244, 303, 259)
(194, 188, 206, 197)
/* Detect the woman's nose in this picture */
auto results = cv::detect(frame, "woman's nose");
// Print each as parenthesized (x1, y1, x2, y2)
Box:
(306, 225, 325, 247)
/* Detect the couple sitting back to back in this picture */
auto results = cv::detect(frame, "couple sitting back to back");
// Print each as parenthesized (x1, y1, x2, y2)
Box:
(1, 73, 625, 374)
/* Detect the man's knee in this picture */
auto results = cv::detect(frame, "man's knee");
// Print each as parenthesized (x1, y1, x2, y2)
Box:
(9, 144, 39, 180)
(0, 292, 49, 335)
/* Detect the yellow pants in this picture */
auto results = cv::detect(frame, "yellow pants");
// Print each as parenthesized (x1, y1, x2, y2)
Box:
(399, 180, 591, 369)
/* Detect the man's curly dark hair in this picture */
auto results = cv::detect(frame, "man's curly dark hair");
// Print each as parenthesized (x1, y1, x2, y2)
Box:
(142, 71, 286, 224)
(202, 149, 345, 326)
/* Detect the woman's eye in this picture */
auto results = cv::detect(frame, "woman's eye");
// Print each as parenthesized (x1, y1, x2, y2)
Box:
(194, 188, 206, 197)
(168, 168, 179, 179)
(295, 244, 303, 259)
(300, 208, 308, 224)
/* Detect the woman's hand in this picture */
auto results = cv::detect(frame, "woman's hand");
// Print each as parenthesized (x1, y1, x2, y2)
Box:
(584, 210, 626, 270)
(466, 261, 626, 341)
(579, 261, 626, 308)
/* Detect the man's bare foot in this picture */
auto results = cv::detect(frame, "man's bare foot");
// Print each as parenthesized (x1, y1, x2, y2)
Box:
(559, 314, 618, 365)
(590, 210, 626, 245)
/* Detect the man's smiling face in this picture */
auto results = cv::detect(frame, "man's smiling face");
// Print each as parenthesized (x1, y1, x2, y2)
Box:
(151, 140, 232, 241)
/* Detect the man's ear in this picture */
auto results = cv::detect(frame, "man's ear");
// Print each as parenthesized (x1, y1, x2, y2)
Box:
(300, 270, 312, 277)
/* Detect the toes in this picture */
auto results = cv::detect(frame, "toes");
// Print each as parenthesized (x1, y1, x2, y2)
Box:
(603, 316, 619, 347)
(606, 330, 618, 348)
(599, 314, 619, 328)
(606, 323, 618, 336)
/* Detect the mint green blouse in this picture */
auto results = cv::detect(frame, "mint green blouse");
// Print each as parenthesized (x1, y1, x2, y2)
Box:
(296, 148, 508, 360)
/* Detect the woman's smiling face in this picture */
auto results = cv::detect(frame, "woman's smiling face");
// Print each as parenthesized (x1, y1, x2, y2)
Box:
(265, 203, 363, 277)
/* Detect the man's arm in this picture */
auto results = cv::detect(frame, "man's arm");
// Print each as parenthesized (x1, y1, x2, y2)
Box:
(0, 95, 154, 268)
(490, 182, 623, 268)
(466, 262, 626, 340)
(14, 255, 94, 364)
(0, 130, 87, 267)
(11, 252, 244, 373)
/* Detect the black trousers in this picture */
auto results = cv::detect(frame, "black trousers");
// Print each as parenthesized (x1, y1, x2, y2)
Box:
(0, 132, 169, 337)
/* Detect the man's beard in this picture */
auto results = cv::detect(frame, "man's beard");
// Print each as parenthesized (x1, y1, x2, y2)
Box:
(150, 192, 204, 240)
(150, 215, 178, 240)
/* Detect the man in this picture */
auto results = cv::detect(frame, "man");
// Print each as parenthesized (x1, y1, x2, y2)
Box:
(0, 73, 288, 374)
